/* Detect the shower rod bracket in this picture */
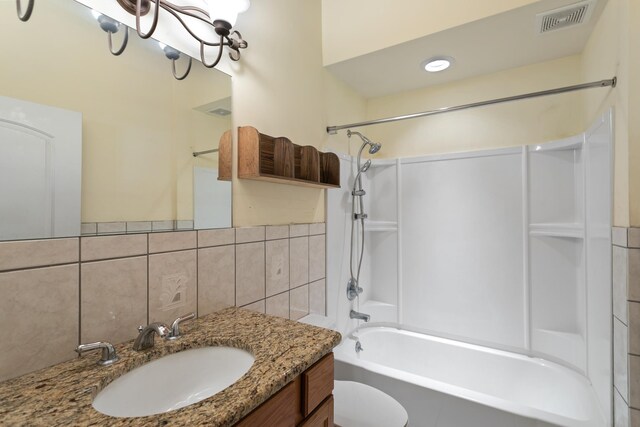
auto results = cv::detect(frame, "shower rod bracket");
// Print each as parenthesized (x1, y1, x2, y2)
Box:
(326, 77, 617, 134)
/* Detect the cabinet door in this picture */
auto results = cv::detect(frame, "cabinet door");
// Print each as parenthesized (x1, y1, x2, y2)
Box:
(303, 353, 334, 416)
(300, 396, 334, 427)
(234, 380, 299, 427)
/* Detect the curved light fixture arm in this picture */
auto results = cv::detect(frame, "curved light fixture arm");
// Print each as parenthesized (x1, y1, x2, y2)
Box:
(107, 27, 129, 56)
(228, 31, 247, 61)
(171, 56, 192, 80)
(200, 38, 225, 68)
(16, 0, 34, 22)
(135, 0, 160, 39)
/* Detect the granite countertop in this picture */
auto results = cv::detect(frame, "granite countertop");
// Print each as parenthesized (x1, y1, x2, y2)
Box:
(0, 308, 341, 426)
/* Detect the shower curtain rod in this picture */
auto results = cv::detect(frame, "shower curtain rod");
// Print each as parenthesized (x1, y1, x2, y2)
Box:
(326, 77, 617, 134)
(192, 148, 219, 157)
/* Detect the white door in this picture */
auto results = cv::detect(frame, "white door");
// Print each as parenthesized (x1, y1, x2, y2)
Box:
(0, 96, 82, 240)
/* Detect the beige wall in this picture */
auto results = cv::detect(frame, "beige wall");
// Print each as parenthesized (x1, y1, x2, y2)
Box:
(363, 55, 586, 159)
(0, 1, 231, 223)
(321, 0, 539, 65)
(581, 0, 640, 227)
(228, 0, 367, 226)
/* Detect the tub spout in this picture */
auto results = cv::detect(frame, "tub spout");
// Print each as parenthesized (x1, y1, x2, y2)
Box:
(350, 310, 370, 322)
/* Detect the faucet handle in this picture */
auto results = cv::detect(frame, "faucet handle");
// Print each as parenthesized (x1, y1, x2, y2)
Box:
(76, 341, 119, 366)
(168, 312, 196, 340)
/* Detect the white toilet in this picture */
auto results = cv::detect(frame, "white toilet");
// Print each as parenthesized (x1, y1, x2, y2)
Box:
(299, 315, 408, 427)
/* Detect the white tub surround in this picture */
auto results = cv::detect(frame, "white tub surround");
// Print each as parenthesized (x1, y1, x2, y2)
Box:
(327, 111, 613, 426)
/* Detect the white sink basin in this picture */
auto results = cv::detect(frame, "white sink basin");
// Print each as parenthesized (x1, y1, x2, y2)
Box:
(92, 347, 254, 417)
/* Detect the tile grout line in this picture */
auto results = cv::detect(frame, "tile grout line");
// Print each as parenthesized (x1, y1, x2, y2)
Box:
(146, 234, 150, 325)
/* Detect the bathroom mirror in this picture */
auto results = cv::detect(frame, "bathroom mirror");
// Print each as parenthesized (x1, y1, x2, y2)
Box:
(0, 0, 232, 241)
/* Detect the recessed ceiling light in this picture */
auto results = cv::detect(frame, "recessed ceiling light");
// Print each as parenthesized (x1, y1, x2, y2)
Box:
(422, 56, 454, 73)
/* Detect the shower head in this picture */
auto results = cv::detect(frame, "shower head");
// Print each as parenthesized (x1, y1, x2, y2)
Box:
(360, 159, 372, 173)
(347, 130, 383, 155)
(368, 142, 382, 154)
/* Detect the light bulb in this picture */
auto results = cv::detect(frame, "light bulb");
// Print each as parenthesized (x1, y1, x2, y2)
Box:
(91, 9, 101, 20)
(422, 56, 454, 73)
(209, 0, 250, 27)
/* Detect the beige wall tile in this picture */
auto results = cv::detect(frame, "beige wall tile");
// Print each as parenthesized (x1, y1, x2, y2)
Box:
(0, 265, 79, 382)
(0, 238, 78, 272)
(198, 228, 235, 248)
(309, 235, 326, 282)
(290, 237, 309, 288)
(615, 246, 630, 323)
(630, 355, 640, 409)
(198, 246, 235, 317)
(236, 242, 265, 306)
(290, 285, 309, 321)
(152, 220, 175, 232)
(614, 227, 629, 248)
(236, 226, 266, 243)
(290, 224, 309, 237)
(309, 223, 326, 235)
(81, 234, 147, 262)
(149, 250, 197, 326)
(149, 231, 197, 254)
(630, 249, 640, 302)
(126, 221, 152, 233)
(616, 318, 630, 402)
(631, 302, 640, 356)
(81, 257, 147, 345)
(241, 299, 265, 314)
(266, 292, 289, 319)
(616, 388, 630, 427)
(309, 279, 326, 315)
(631, 408, 640, 427)
(266, 239, 289, 297)
(630, 228, 640, 249)
(97, 222, 126, 234)
(81, 223, 97, 235)
(266, 225, 289, 240)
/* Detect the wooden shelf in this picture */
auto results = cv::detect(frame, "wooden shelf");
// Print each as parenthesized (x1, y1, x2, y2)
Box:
(238, 126, 340, 189)
(218, 130, 232, 181)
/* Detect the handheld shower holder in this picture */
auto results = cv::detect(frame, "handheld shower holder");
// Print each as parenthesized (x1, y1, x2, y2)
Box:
(354, 213, 368, 220)
(347, 278, 363, 301)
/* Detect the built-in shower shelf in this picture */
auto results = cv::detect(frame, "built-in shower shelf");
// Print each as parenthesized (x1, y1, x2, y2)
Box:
(365, 221, 398, 232)
(529, 223, 584, 239)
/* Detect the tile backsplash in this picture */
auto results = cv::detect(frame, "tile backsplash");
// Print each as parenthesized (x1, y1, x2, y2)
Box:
(612, 227, 640, 426)
(0, 223, 326, 382)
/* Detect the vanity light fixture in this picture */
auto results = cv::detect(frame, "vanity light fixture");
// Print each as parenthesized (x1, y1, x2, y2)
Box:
(15, 0, 34, 22)
(159, 42, 193, 80)
(422, 56, 454, 73)
(118, 0, 249, 69)
(92, 10, 129, 56)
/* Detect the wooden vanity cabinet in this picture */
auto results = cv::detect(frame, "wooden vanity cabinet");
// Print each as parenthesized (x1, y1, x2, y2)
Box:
(234, 353, 334, 427)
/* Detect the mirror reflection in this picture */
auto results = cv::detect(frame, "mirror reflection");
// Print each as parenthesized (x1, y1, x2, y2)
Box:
(0, 0, 232, 241)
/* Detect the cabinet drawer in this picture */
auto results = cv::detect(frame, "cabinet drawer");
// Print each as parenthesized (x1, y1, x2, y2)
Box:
(299, 395, 334, 427)
(303, 353, 334, 416)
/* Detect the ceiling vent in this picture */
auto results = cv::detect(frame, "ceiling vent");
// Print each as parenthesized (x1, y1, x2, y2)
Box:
(536, 0, 595, 34)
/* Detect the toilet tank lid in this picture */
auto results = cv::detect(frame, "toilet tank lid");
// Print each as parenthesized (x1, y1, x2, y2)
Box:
(298, 314, 336, 330)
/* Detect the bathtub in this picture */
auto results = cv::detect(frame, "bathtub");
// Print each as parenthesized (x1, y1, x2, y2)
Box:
(333, 326, 606, 427)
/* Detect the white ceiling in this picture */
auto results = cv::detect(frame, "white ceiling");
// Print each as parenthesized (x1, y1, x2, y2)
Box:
(326, 0, 607, 99)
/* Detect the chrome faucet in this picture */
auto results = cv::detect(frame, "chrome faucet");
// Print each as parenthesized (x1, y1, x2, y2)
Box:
(76, 341, 119, 366)
(350, 310, 370, 322)
(133, 322, 170, 351)
(167, 312, 196, 340)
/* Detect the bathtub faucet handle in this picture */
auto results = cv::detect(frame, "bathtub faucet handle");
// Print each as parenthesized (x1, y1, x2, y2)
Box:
(347, 278, 363, 301)
(355, 341, 363, 353)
